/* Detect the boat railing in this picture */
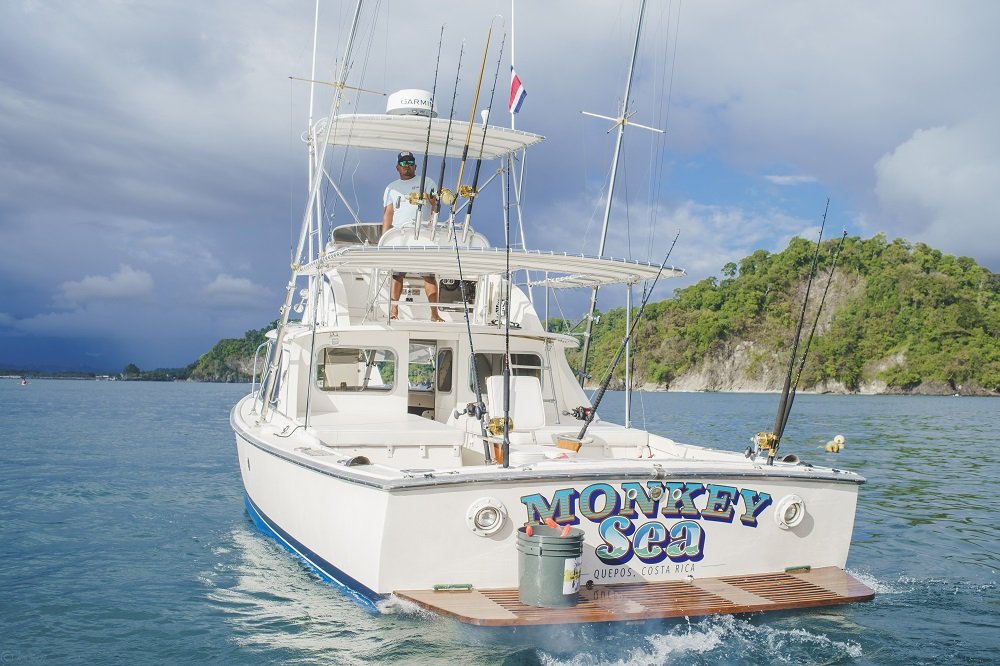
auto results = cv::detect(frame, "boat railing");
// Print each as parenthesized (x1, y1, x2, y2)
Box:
(250, 341, 270, 398)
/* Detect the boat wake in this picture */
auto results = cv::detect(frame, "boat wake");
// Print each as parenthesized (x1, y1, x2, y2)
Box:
(533, 615, 863, 666)
(203, 527, 382, 658)
(847, 567, 901, 595)
(376, 594, 438, 619)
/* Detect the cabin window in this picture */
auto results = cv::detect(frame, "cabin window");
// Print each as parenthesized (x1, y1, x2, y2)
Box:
(436, 348, 454, 393)
(408, 342, 436, 392)
(469, 352, 542, 394)
(316, 347, 396, 392)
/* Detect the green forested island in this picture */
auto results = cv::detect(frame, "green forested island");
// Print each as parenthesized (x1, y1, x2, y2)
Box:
(73, 234, 997, 395)
(570, 234, 999, 395)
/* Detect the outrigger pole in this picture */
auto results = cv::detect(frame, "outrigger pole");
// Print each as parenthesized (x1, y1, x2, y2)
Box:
(258, 0, 364, 421)
(578, 0, 662, 387)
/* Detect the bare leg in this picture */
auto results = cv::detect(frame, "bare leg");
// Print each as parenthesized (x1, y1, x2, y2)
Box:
(390, 276, 403, 319)
(424, 276, 443, 321)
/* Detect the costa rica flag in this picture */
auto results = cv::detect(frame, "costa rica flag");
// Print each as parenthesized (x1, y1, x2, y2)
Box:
(509, 67, 527, 114)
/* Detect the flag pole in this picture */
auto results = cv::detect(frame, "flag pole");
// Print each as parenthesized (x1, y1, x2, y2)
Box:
(510, 0, 516, 131)
(508, 0, 534, 303)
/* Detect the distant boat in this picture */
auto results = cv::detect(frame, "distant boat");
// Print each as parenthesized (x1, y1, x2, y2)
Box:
(231, 0, 872, 627)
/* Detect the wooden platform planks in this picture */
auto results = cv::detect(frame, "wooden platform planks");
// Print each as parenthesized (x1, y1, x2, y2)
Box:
(395, 567, 874, 626)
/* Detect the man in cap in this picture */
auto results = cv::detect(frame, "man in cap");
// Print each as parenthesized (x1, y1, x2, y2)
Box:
(382, 151, 442, 321)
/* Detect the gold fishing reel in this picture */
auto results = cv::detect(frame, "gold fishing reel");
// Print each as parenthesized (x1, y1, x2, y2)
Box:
(487, 417, 513, 436)
(754, 431, 780, 460)
(457, 184, 477, 199)
(438, 188, 456, 205)
(405, 191, 435, 205)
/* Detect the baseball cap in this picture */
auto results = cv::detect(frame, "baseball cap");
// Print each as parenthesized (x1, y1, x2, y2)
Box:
(397, 151, 415, 163)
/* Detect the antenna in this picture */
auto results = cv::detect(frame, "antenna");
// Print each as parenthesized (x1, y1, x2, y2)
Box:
(577, 0, 663, 388)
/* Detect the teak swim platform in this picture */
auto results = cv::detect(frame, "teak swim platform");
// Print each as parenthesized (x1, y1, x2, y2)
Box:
(395, 567, 874, 626)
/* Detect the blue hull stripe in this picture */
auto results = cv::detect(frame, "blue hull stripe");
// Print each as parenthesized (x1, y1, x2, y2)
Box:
(243, 493, 382, 608)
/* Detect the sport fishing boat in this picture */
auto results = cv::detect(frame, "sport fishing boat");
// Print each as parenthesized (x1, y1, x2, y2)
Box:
(231, 1, 872, 626)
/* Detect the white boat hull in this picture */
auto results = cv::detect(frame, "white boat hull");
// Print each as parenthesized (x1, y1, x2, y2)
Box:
(234, 404, 859, 602)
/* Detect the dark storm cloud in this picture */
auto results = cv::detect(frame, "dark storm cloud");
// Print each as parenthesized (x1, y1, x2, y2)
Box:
(1, 1, 997, 371)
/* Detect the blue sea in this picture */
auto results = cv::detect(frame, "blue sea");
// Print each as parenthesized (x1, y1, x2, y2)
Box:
(2, 380, 997, 665)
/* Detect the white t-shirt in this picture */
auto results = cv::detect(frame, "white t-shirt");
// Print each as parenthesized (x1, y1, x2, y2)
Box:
(383, 176, 436, 227)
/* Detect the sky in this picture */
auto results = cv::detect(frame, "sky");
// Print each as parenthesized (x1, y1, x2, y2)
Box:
(1, 1, 998, 372)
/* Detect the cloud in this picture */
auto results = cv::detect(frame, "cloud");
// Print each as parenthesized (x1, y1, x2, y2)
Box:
(764, 175, 818, 187)
(55, 265, 154, 307)
(1, 1, 998, 369)
(872, 117, 1000, 265)
(202, 274, 271, 309)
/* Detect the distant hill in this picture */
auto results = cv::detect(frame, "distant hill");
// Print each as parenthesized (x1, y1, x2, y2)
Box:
(570, 234, 999, 395)
(186, 320, 277, 382)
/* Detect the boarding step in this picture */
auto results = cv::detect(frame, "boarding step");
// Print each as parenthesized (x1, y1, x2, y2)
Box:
(394, 566, 874, 627)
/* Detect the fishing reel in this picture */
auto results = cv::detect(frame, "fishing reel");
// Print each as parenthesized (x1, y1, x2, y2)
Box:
(564, 406, 594, 421)
(456, 401, 487, 420)
(406, 191, 435, 205)
(487, 416, 513, 436)
(752, 431, 780, 465)
(489, 319, 521, 329)
(457, 184, 477, 198)
(438, 188, 456, 205)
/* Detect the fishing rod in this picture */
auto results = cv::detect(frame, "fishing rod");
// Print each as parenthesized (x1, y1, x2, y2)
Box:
(414, 25, 445, 240)
(576, 231, 680, 441)
(461, 30, 506, 243)
(448, 19, 496, 239)
(756, 201, 828, 464)
(775, 228, 849, 445)
(501, 140, 514, 468)
(452, 219, 492, 464)
(431, 40, 464, 241)
(450, 20, 505, 465)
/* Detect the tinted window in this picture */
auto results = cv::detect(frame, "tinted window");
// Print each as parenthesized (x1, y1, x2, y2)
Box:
(317, 347, 396, 392)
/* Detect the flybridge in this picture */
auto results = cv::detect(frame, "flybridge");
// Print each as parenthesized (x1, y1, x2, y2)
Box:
(313, 113, 543, 159)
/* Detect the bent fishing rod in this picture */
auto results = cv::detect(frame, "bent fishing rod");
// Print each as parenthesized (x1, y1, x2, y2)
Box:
(577, 231, 680, 441)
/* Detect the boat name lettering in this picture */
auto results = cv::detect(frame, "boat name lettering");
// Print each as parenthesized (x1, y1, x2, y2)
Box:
(520, 482, 772, 566)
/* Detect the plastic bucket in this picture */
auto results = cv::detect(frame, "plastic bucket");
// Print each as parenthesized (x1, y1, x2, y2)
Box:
(516, 525, 584, 607)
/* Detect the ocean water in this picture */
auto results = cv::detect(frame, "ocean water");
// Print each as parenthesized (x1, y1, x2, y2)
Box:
(2, 379, 997, 665)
